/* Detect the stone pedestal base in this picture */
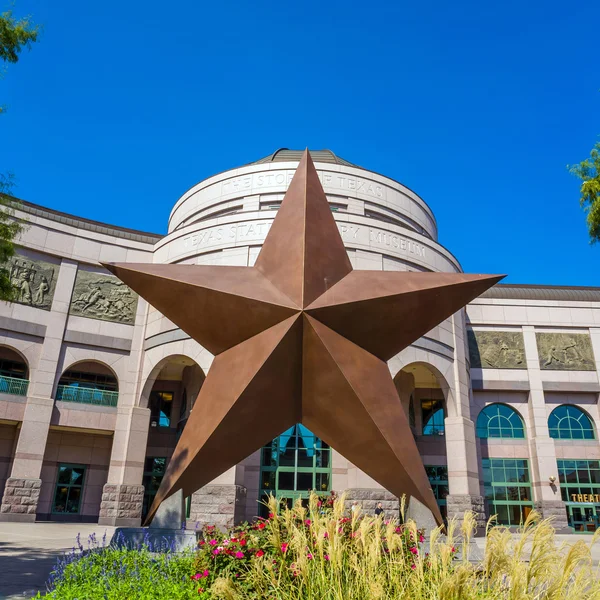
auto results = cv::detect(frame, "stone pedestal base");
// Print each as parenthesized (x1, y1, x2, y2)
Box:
(111, 491, 197, 552)
(446, 494, 486, 534)
(344, 488, 399, 518)
(98, 483, 144, 527)
(111, 528, 197, 552)
(0, 478, 41, 522)
(187, 484, 247, 529)
(406, 497, 438, 532)
(534, 500, 571, 533)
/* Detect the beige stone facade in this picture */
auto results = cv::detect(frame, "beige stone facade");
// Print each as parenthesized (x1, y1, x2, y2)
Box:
(0, 149, 598, 533)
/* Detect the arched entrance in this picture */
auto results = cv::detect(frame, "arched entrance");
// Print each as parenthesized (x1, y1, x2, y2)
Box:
(141, 354, 205, 519)
(395, 362, 449, 520)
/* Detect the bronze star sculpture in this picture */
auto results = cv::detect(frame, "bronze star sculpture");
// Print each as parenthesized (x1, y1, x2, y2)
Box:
(105, 150, 502, 527)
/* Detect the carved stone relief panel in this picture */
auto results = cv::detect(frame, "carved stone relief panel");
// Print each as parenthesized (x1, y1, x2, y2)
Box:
(5, 250, 59, 310)
(468, 330, 526, 369)
(536, 333, 596, 371)
(69, 268, 138, 324)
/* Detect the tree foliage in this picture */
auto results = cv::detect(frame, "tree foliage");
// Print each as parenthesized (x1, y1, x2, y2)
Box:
(0, 8, 38, 300)
(569, 141, 600, 244)
(0, 9, 38, 63)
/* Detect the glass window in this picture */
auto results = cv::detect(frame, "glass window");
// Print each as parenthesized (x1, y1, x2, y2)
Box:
(558, 459, 600, 505)
(426, 465, 448, 520)
(259, 424, 331, 517)
(422, 399, 445, 436)
(476, 404, 525, 439)
(52, 464, 86, 514)
(482, 458, 533, 526)
(409, 394, 416, 429)
(142, 457, 167, 519)
(150, 391, 174, 427)
(549, 405, 595, 440)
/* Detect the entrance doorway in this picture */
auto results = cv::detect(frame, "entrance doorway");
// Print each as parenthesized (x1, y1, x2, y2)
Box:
(259, 424, 331, 517)
(566, 504, 599, 533)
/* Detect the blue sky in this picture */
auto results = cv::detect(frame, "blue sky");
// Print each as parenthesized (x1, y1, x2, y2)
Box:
(1, 0, 598, 285)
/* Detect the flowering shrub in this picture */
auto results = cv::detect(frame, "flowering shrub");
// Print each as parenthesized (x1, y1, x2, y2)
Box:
(35, 492, 600, 599)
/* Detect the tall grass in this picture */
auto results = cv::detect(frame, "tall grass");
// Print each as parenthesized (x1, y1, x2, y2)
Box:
(206, 493, 600, 600)
(38, 492, 600, 599)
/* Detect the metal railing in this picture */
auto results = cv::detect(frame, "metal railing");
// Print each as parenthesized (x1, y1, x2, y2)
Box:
(56, 384, 118, 407)
(0, 375, 29, 396)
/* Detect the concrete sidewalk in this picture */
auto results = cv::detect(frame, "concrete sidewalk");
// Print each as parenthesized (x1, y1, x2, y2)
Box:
(0, 522, 115, 600)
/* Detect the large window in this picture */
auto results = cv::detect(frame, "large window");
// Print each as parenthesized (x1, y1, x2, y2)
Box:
(558, 460, 600, 502)
(52, 464, 86, 514)
(142, 457, 167, 519)
(425, 465, 448, 520)
(150, 391, 174, 428)
(422, 399, 445, 436)
(259, 424, 331, 516)
(558, 460, 600, 533)
(482, 458, 533, 526)
(476, 404, 525, 439)
(549, 405, 595, 440)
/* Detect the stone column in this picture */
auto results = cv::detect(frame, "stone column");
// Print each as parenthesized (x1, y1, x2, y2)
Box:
(522, 327, 569, 530)
(98, 406, 150, 527)
(0, 260, 77, 522)
(99, 296, 151, 527)
(445, 311, 486, 530)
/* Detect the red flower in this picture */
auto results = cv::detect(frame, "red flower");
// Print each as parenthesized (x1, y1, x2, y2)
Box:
(239, 539, 247, 546)
(268, 513, 274, 519)
(324, 554, 330, 561)
(304, 519, 311, 526)
(235, 551, 244, 559)
(257, 522, 266, 530)
(281, 543, 288, 553)
(255, 550, 265, 558)
(208, 539, 218, 546)
(198, 588, 204, 594)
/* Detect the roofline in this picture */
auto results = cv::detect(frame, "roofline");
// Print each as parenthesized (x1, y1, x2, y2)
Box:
(9, 196, 163, 244)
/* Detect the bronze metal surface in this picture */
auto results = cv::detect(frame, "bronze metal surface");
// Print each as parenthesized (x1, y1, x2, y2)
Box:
(103, 150, 504, 527)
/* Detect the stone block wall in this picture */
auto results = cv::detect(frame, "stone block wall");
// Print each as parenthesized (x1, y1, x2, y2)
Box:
(0, 478, 41, 522)
(344, 488, 400, 517)
(99, 483, 144, 527)
(446, 494, 486, 531)
(187, 484, 247, 530)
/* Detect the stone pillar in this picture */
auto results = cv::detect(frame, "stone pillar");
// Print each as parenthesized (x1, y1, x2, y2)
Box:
(522, 327, 569, 531)
(98, 406, 151, 527)
(0, 260, 77, 522)
(445, 311, 486, 530)
(187, 484, 247, 530)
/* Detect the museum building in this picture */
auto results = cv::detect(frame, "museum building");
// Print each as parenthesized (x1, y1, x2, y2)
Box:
(0, 149, 599, 533)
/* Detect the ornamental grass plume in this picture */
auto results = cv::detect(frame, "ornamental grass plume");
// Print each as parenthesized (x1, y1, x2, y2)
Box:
(36, 491, 600, 599)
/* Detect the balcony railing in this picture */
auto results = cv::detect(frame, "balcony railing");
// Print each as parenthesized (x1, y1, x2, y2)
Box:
(0, 375, 29, 396)
(56, 384, 118, 407)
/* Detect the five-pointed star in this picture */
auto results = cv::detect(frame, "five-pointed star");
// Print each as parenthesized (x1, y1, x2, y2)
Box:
(105, 150, 503, 526)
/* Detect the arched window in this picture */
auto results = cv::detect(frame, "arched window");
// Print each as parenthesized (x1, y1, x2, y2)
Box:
(476, 404, 525, 439)
(548, 405, 595, 440)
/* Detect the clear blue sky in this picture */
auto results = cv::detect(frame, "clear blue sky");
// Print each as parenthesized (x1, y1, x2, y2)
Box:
(2, 1, 599, 285)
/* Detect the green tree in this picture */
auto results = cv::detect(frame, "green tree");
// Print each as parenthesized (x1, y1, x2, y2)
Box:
(569, 141, 600, 244)
(0, 8, 39, 300)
